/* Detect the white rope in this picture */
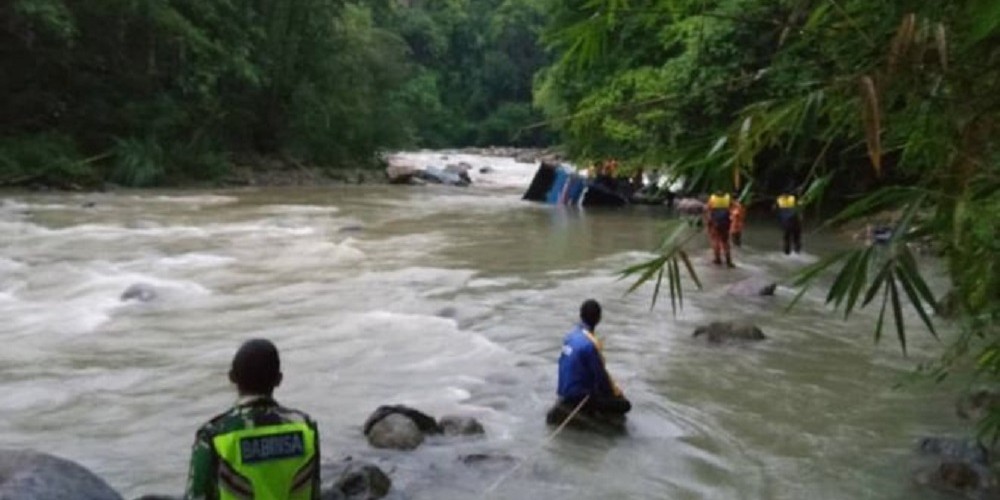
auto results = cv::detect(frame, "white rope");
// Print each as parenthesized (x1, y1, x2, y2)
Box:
(480, 395, 591, 498)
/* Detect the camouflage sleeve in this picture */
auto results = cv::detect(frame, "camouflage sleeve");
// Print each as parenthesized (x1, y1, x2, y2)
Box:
(311, 418, 321, 500)
(185, 426, 216, 500)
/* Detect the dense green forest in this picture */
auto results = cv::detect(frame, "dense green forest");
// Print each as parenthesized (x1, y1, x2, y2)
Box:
(0, 0, 551, 187)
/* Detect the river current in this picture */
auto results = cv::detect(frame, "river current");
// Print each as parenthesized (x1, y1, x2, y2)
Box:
(0, 152, 963, 499)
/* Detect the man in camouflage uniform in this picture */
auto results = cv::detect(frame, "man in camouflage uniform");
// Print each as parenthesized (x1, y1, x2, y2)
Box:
(186, 339, 320, 499)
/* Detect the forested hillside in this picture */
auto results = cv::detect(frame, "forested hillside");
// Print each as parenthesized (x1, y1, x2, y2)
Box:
(0, 0, 551, 187)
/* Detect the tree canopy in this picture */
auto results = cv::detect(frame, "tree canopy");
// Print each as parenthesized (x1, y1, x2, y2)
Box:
(0, 0, 554, 187)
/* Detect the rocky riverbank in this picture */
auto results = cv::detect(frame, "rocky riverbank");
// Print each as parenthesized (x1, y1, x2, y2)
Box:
(3, 148, 558, 192)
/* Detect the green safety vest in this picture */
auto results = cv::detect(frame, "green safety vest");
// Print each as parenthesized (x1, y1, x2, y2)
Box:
(212, 422, 317, 500)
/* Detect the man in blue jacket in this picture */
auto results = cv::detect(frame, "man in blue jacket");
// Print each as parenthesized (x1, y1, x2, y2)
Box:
(548, 299, 631, 425)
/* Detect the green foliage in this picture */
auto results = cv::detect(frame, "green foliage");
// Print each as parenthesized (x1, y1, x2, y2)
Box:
(110, 137, 165, 187)
(0, 133, 91, 184)
(380, 0, 554, 147)
(590, 0, 1000, 438)
(0, 0, 554, 184)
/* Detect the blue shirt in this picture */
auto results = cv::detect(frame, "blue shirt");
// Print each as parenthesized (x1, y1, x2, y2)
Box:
(557, 324, 615, 402)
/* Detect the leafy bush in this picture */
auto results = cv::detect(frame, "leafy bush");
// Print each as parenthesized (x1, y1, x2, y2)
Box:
(0, 133, 90, 184)
(109, 137, 165, 187)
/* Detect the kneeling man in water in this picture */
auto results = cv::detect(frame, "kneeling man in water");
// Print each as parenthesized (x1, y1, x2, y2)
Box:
(548, 299, 632, 425)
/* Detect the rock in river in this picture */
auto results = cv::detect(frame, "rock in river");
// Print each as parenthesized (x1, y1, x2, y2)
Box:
(727, 277, 777, 297)
(120, 283, 157, 302)
(913, 436, 1000, 499)
(364, 405, 441, 450)
(366, 413, 424, 450)
(692, 321, 766, 343)
(0, 449, 122, 500)
(322, 459, 392, 500)
(438, 415, 485, 437)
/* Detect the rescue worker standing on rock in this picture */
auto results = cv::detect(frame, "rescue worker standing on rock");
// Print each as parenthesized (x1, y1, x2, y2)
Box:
(186, 339, 320, 500)
(776, 186, 802, 254)
(705, 189, 735, 267)
(548, 299, 631, 425)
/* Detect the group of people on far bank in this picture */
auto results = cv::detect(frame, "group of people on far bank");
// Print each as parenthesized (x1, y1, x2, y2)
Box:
(186, 299, 628, 499)
(703, 186, 803, 267)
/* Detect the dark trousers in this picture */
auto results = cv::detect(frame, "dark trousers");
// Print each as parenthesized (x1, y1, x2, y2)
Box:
(546, 396, 632, 425)
(782, 217, 802, 254)
(583, 397, 632, 414)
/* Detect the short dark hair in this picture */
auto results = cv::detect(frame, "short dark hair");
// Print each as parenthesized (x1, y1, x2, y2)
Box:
(229, 339, 281, 395)
(580, 299, 602, 330)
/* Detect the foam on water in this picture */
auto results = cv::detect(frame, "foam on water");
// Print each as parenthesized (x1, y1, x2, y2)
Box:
(391, 150, 539, 190)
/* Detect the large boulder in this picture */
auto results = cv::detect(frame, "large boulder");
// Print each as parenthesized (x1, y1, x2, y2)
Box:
(914, 437, 1000, 499)
(727, 278, 777, 297)
(120, 283, 157, 302)
(322, 460, 392, 500)
(385, 158, 420, 185)
(366, 414, 424, 450)
(438, 415, 485, 437)
(363, 405, 442, 450)
(914, 461, 998, 498)
(692, 322, 766, 343)
(364, 405, 441, 436)
(0, 449, 122, 500)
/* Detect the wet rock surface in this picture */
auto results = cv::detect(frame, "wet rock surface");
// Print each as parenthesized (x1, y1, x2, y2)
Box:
(438, 415, 485, 437)
(0, 449, 122, 500)
(366, 413, 425, 450)
(727, 277, 777, 297)
(322, 459, 393, 500)
(120, 283, 157, 302)
(914, 437, 1000, 499)
(692, 322, 766, 343)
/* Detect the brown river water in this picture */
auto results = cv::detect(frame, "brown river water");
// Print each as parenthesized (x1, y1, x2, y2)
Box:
(0, 153, 965, 499)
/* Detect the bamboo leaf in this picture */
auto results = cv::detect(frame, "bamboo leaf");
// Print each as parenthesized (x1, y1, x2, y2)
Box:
(793, 250, 853, 288)
(668, 262, 678, 315)
(859, 75, 882, 176)
(897, 246, 938, 310)
(707, 136, 727, 157)
(888, 194, 926, 246)
(888, 13, 916, 74)
(651, 267, 664, 310)
(623, 256, 667, 294)
(678, 251, 703, 290)
(888, 274, 908, 355)
(874, 285, 890, 344)
(827, 250, 864, 306)
(862, 261, 892, 306)
(968, 0, 1000, 43)
(896, 261, 939, 339)
(934, 23, 948, 71)
(672, 258, 684, 310)
(844, 246, 873, 317)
